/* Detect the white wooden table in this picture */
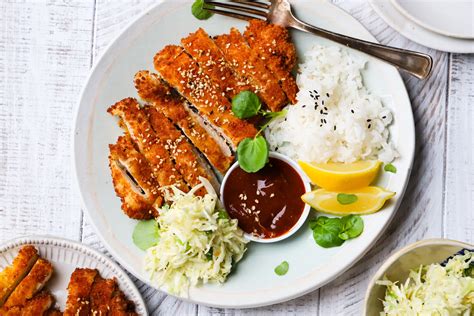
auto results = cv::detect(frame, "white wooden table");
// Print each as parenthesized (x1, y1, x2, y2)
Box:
(0, 0, 472, 315)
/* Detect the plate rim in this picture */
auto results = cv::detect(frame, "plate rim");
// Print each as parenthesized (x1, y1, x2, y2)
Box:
(369, 0, 474, 53)
(0, 235, 148, 315)
(72, 0, 415, 308)
(391, 0, 474, 39)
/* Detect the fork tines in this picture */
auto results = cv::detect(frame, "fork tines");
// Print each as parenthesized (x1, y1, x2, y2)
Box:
(204, 0, 270, 21)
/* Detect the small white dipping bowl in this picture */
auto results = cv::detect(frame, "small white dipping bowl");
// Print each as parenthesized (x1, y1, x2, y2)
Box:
(220, 151, 311, 243)
(364, 238, 473, 316)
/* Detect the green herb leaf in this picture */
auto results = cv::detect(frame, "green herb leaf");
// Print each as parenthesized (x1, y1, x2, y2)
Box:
(232, 91, 262, 119)
(274, 261, 289, 276)
(191, 0, 214, 20)
(237, 135, 269, 172)
(384, 163, 397, 173)
(308, 218, 318, 230)
(338, 215, 364, 240)
(132, 219, 160, 251)
(217, 210, 229, 220)
(311, 216, 345, 248)
(337, 193, 358, 205)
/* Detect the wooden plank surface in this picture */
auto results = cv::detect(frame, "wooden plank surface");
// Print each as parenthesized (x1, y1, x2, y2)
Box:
(444, 54, 474, 242)
(0, 0, 472, 315)
(0, 0, 94, 241)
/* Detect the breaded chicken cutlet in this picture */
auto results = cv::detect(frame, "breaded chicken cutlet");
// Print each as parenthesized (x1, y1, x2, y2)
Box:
(181, 28, 251, 99)
(0, 245, 39, 306)
(4, 258, 53, 308)
(0, 246, 59, 316)
(108, 96, 221, 215)
(108, 98, 188, 192)
(1, 291, 56, 316)
(64, 268, 138, 316)
(214, 28, 288, 112)
(109, 134, 161, 219)
(0, 246, 139, 315)
(244, 20, 298, 104)
(134, 70, 234, 174)
(108, 19, 298, 221)
(153, 45, 258, 149)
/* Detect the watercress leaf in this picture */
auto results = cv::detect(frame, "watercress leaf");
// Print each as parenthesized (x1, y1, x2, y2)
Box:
(132, 219, 160, 251)
(337, 193, 358, 205)
(274, 261, 289, 276)
(339, 215, 364, 240)
(232, 91, 261, 119)
(384, 163, 397, 173)
(191, 0, 214, 20)
(312, 217, 345, 248)
(237, 136, 269, 172)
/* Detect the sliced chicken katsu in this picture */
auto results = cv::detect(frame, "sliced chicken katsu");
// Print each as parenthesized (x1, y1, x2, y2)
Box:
(214, 28, 287, 112)
(145, 105, 219, 194)
(109, 292, 137, 316)
(109, 135, 161, 219)
(90, 276, 116, 315)
(108, 98, 188, 192)
(154, 45, 258, 149)
(181, 28, 251, 99)
(64, 268, 98, 316)
(45, 308, 63, 316)
(0, 245, 39, 306)
(1, 291, 55, 316)
(244, 20, 298, 104)
(134, 71, 234, 174)
(4, 258, 53, 308)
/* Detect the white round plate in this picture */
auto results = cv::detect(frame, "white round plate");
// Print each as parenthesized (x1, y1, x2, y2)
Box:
(74, 0, 415, 308)
(369, 0, 474, 53)
(392, 0, 474, 39)
(0, 236, 147, 314)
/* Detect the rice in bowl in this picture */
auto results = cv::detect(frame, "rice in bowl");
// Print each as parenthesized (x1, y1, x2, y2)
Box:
(266, 44, 398, 163)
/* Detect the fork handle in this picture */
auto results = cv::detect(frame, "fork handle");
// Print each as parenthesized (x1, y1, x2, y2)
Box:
(287, 18, 433, 79)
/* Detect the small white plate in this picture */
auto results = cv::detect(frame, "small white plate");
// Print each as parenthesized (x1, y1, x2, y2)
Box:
(392, 0, 474, 39)
(74, 0, 415, 308)
(0, 236, 147, 315)
(369, 0, 474, 53)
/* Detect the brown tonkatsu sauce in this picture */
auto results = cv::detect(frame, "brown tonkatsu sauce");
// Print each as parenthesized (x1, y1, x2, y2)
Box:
(223, 158, 306, 238)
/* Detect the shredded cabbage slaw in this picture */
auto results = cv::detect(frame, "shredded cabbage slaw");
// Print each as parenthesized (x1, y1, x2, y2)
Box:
(377, 251, 474, 315)
(144, 178, 248, 296)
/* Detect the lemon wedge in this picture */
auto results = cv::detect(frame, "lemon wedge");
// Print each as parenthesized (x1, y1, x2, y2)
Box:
(298, 160, 382, 191)
(301, 186, 395, 215)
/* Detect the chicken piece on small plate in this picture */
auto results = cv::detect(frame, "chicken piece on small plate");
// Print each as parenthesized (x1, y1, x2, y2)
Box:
(63, 268, 98, 316)
(1, 291, 55, 316)
(4, 258, 53, 308)
(0, 245, 39, 306)
(90, 276, 117, 315)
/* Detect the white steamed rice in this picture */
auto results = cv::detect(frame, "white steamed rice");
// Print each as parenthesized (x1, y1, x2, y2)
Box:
(266, 45, 398, 163)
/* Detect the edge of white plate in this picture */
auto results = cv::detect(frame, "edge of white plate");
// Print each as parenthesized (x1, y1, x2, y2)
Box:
(0, 235, 147, 315)
(72, 0, 415, 308)
(390, 0, 474, 39)
(369, 0, 474, 53)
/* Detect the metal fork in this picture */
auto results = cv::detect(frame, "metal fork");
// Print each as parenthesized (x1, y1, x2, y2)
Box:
(203, 0, 433, 79)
